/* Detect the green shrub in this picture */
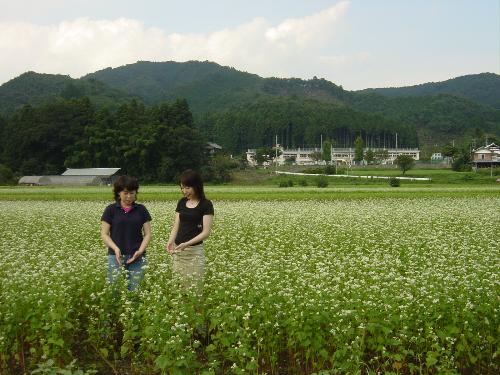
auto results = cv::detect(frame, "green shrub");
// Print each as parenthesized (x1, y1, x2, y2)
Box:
(298, 178, 308, 186)
(389, 177, 400, 187)
(278, 178, 294, 187)
(325, 165, 336, 175)
(0, 164, 14, 185)
(316, 176, 329, 188)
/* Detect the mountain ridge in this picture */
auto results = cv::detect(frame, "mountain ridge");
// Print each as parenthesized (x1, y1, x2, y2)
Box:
(358, 72, 500, 109)
(0, 61, 498, 154)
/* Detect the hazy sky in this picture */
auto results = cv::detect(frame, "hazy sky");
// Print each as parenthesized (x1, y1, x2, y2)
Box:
(1, 0, 498, 90)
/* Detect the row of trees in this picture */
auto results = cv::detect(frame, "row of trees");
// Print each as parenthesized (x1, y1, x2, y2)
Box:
(197, 97, 418, 154)
(0, 98, 209, 182)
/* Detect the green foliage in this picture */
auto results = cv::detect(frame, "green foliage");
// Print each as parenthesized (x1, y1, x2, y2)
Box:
(255, 147, 280, 166)
(316, 176, 329, 187)
(359, 72, 500, 109)
(2, 98, 94, 174)
(202, 97, 417, 154)
(32, 359, 97, 375)
(84, 61, 263, 111)
(354, 136, 364, 162)
(278, 178, 294, 187)
(1, 198, 498, 373)
(389, 177, 401, 187)
(201, 154, 239, 183)
(395, 155, 416, 175)
(309, 151, 322, 162)
(322, 139, 332, 161)
(254, 147, 271, 166)
(364, 148, 375, 164)
(298, 178, 308, 186)
(441, 143, 459, 158)
(0, 164, 14, 184)
(351, 93, 500, 147)
(374, 149, 389, 163)
(0, 72, 134, 115)
(1, 98, 207, 182)
(2, 63, 498, 161)
(451, 150, 472, 172)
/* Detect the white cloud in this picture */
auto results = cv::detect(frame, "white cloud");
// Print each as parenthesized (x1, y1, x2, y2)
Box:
(0, 1, 354, 85)
(265, 1, 350, 47)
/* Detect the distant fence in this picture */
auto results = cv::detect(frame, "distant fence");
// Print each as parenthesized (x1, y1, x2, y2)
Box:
(275, 171, 432, 181)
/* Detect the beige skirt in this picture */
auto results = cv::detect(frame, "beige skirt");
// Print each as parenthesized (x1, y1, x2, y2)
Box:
(172, 243, 205, 290)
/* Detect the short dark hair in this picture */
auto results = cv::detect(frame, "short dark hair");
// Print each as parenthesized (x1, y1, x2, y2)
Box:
(179, 169, 206, 200)
(113, 175, 139, 201)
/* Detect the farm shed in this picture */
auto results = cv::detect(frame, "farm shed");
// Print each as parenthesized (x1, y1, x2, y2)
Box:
(62, 168, 121, 185)
(19, 168, 121, 186)
(46, 175, 104, 186)
(18, 176, 52, 186)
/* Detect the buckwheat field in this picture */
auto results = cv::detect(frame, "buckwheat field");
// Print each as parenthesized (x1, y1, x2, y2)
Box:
(0, 194, 498, 374)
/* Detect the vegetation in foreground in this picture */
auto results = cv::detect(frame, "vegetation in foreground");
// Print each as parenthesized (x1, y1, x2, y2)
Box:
(0, 196, 499, 374)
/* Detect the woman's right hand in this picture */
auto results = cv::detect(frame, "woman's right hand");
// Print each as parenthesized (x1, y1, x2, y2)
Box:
(114, 249, 122, 265)
(166, 241, 175, 254)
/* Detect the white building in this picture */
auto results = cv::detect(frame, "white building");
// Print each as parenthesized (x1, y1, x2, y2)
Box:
(246, 146, 324, 166)
(331, 147, 420, 165)
(247, 145, 420, 166)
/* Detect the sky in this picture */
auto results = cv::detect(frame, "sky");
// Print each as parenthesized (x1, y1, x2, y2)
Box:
(0, 0, 498, 90)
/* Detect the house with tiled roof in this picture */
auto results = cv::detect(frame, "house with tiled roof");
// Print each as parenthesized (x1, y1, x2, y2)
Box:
(472, 143, 500, 169)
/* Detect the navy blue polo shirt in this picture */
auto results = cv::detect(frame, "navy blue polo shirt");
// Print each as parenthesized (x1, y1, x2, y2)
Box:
(101, 202, 152, 256)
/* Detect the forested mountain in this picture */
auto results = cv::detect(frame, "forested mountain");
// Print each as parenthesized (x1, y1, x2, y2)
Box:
(83, 61, 264, 111)
(0, 61, 498, 169)
(198, 96, 417, 153)
(0, 71, 135, 114)
(358, 73, 500, 109)
(83, 61, 351, 113)
(351, 93, 500, 149)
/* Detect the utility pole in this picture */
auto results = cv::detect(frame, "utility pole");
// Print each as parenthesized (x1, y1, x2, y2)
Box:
(275, 134, 278, 174)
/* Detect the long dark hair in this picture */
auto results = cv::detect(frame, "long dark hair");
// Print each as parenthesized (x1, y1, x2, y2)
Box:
(113, 175, 139, 201)
(179, 169, 206, 200)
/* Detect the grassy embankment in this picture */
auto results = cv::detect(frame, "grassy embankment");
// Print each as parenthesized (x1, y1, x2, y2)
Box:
(1, 166, 498, 201)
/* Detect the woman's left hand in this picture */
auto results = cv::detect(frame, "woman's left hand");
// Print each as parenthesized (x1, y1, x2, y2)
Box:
(127, 250, 143, 264)
(174, 242, 188, 252)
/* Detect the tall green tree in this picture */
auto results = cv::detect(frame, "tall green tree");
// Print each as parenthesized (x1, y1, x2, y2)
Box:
(3, 98, 93, 174)
(365, 149, 375, 164)
(395, 155, 415, 175)
(354, 136, 364, 163)
(375, 149, 389, 164)
(322, 139, 332, 162)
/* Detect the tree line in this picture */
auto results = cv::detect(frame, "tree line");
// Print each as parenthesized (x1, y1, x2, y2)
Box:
(0, 98, 208, 182)
(197, 96, 418, 155)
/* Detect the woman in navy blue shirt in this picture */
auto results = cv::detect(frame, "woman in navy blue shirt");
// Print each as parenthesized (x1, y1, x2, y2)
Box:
(101, 175, 152, 291)
(166, 169, 214, 289)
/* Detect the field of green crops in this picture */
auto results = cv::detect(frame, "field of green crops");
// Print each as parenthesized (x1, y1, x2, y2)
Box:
(0, 188, 499, 374)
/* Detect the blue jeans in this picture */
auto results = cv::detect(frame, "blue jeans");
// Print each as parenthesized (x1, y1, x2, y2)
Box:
(108, 254, 146, 291)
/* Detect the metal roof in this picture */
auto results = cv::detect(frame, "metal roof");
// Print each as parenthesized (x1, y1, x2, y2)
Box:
(62, 168, 120, 176)
(207, 142, 222, 149)
(46, 176, 103, 185)
(19, 175, 105, 185)
(18, 176, 50, 185)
